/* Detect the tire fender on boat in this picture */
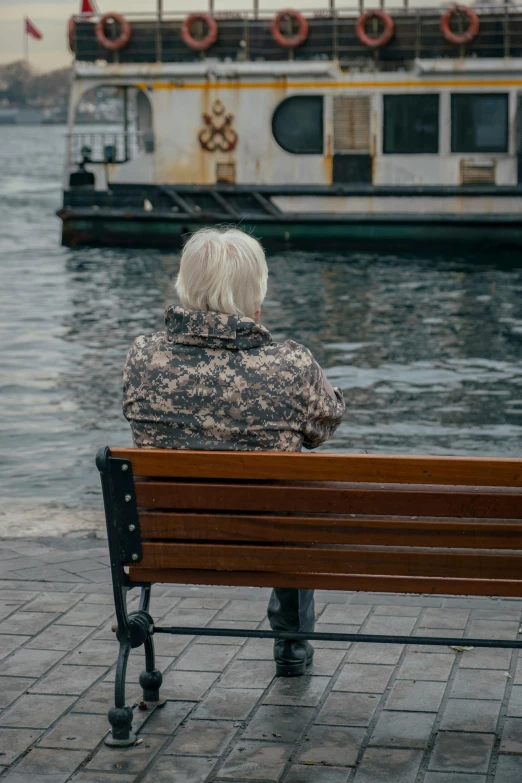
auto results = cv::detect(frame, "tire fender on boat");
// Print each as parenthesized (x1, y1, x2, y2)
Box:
(271, 9, 309, 49)
(181, 13, 219, 51)
(95, 12, 132, 51)
(441, 5, 480, 45)
(356, 9, 395, 49)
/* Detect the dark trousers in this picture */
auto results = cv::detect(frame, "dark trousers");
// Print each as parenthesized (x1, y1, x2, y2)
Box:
(267, 588, 315, 635)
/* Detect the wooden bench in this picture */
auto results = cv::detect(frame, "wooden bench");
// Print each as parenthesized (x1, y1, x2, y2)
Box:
(97, 446, 522, 746)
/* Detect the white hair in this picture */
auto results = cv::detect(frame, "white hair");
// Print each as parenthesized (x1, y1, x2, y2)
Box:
(175, 227, 268, 319)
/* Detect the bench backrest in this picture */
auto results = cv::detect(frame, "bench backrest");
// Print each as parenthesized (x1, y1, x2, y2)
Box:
(103, 448, 522, 597)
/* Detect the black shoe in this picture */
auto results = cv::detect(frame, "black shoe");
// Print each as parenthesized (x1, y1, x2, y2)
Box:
(274, 640, 314, 677)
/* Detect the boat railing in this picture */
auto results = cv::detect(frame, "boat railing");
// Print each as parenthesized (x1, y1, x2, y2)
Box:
(70, 4, 522, 65)
(70, 3, 522, 21)
(67, 130, 154, 166)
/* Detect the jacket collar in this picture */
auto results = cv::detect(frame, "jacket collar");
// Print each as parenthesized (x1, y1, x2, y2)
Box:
(165, 306, 272, 350)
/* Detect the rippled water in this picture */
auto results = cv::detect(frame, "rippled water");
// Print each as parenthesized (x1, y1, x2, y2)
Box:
(1, 126, 522, 534)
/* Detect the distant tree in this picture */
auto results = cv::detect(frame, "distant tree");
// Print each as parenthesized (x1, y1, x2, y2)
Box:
(28, 67, 72, 107)
(0, 60, 72, 107)
(0, 60, 32, 104)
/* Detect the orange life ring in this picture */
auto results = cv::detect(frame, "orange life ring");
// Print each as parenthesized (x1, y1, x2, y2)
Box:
(441, 5, 480, 45)
(95, 12, 132, 51)
(356, 9, 395, 49)
(181, 13, 218, 51)
(271, 9, 309, 49)
(68, 17, 76, 52)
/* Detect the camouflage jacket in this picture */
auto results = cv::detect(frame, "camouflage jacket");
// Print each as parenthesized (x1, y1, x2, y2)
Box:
(123, 306, 345, 452)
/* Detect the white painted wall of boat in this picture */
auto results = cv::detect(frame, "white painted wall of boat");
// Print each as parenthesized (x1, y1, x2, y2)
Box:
(66, 63, 522, 190)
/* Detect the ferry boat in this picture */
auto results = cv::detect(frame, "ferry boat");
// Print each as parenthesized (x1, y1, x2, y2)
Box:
(59, 3, 522, 248)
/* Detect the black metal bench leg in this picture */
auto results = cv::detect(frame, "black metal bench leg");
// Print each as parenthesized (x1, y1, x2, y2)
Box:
(139, 584, 151, 614)
(106, 638, 136, 747)
(140, 631, 165, 706)
(134, 585, 164, 706)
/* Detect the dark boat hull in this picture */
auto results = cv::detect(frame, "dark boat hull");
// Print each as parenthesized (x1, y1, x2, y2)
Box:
(59, 184, 522, 249)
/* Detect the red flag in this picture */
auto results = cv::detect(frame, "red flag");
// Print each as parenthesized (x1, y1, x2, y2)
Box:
(80, 0, 98, 15)
(25, 18, 43, 40)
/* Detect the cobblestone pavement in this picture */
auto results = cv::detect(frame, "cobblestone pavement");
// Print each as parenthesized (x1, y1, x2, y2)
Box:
(0, 537, 521, 782)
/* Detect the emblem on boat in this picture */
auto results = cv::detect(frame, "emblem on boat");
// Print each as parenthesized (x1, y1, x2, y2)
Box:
(198, 99, 238, 152)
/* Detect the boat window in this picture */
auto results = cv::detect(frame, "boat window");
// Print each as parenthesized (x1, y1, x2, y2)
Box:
(272, 96, 324, 154)
(451, 94, 508, 154)
(383, 94, 439, 155)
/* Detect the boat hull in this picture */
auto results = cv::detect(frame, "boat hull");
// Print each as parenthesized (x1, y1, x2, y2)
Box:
(59, 185, 522, 249)
(60, 213, 522, 249)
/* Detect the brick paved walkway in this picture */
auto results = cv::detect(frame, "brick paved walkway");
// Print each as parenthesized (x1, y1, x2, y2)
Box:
(0, 536, 521, 782)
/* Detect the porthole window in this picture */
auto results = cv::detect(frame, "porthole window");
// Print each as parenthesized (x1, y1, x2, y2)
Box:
(451, 94, 509, 154)
(272, 96, 324, 155)
(383, 94, 439, 155)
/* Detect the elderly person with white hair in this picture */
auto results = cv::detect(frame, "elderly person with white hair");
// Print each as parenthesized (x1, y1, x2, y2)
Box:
(123, 227, 345, 676)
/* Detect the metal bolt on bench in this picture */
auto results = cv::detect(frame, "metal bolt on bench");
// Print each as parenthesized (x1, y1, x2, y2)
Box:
(97, 446, 522, 747)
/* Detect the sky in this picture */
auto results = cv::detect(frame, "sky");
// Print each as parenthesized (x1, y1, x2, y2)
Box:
(0, 0, 439, 72)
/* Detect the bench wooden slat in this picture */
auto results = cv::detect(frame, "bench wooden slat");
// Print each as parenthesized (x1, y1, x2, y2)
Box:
(127, 567, 522, 597)
(113, 448, 522, 487)
(138, 512, 522, 550)
(133, 541, 522, 580)
(135, 481, 522, 520)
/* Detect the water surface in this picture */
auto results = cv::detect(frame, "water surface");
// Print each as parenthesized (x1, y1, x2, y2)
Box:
(1, 126, 522, 535)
